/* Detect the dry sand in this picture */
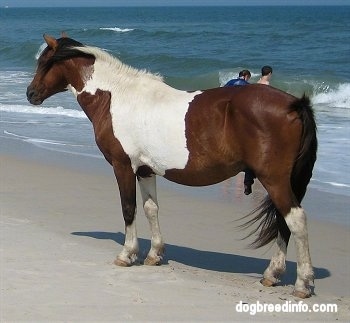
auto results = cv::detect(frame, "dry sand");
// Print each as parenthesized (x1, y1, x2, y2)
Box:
(1, 154, 349, 322)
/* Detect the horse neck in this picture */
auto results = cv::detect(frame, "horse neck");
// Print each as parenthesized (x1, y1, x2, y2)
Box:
(69, 54, 174, 122)
(63, 57, 107, 122)
(65, 57, 94, 95)
(88, 55, 168, 97)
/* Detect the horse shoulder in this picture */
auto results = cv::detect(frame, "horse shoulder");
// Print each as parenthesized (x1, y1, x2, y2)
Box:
(77, 89, 127, 165)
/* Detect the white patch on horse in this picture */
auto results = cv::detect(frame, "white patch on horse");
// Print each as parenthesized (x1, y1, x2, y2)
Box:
(73, 46, 201, 175)
(117, 216, 139, 265)
(284, 207, 307, 236)
(284, 207, 314, 293)
(67, 84, 78, 97)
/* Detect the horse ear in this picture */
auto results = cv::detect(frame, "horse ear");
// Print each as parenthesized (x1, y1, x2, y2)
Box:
(61, 31, 68, 38)
(43, 34, 58, 50)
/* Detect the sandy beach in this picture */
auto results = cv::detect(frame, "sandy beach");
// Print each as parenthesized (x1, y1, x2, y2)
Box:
(1, 146, 349, 321)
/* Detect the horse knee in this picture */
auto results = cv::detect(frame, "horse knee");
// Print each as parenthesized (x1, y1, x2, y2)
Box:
(144, 198, 158, 217)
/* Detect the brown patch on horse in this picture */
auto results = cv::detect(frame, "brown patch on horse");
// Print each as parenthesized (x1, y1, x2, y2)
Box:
(164, 88, 242, 186)
(77, 89, 128, 166)
(165, 85, 299, 187)
(77, 89, 110, 123)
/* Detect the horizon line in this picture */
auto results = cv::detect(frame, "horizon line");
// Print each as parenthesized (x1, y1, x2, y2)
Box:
(2, 3, 350, 8)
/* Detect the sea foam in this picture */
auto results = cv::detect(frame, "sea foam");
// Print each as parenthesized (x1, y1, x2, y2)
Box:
(0, 104, 86, 119)
(99, 27, 134, 33)
(312, 83, 350, 110)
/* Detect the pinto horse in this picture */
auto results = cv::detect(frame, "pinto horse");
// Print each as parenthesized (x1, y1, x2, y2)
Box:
(27, 34, 317, 298)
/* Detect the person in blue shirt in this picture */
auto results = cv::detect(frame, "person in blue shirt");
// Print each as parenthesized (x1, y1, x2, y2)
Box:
(224, 69, 251, 87)
(223, 69, 255, 195)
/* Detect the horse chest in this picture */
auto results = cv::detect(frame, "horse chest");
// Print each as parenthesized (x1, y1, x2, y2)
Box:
(109, 93, 198, 175)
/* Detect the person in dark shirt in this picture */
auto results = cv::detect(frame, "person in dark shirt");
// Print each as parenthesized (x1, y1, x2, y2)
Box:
(224, 69, 255, 195)
(224, 69, 251, 87)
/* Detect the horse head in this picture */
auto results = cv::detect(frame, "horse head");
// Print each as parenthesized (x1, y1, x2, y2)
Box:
(26, 34, 93, 105)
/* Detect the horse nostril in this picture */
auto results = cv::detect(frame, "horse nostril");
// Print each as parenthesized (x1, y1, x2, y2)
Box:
(26, 86, 43, 105)
(26, 88, 35, 100)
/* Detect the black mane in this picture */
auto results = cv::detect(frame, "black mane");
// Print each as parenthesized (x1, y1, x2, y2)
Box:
(40, 37, 94, 72)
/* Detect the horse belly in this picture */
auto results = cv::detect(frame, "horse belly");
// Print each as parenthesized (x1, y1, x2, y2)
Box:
(164, 161, 241, 186)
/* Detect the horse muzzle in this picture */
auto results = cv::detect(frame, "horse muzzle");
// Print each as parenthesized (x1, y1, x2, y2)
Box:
(26, 86, 43, 105)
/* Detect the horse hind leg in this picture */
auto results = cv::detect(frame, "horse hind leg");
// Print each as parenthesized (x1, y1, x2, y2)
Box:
(261, 230, 289, 287)
(260, 179, 313, 298)
(138, 174, 164, 265)
(284, 207, 314, 298)
(260, 213, 291, 286)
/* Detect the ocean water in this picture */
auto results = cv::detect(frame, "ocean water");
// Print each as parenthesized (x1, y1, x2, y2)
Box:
(1, 6, 349, 202)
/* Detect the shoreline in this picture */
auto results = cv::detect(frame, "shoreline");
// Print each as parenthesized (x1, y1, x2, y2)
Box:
(1, 148, 350, 321)
(1, 136, 349, 228)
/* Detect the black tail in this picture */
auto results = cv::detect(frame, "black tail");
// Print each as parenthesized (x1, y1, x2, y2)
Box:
(241, 95, 317, 248)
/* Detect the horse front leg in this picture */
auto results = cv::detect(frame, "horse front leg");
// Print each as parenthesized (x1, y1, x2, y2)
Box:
(112, 162, 139, 266)
(138, 174, 164, 265)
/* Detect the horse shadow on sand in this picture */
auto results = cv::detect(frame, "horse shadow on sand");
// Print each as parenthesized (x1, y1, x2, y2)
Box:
(72, 231, 330, 286)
